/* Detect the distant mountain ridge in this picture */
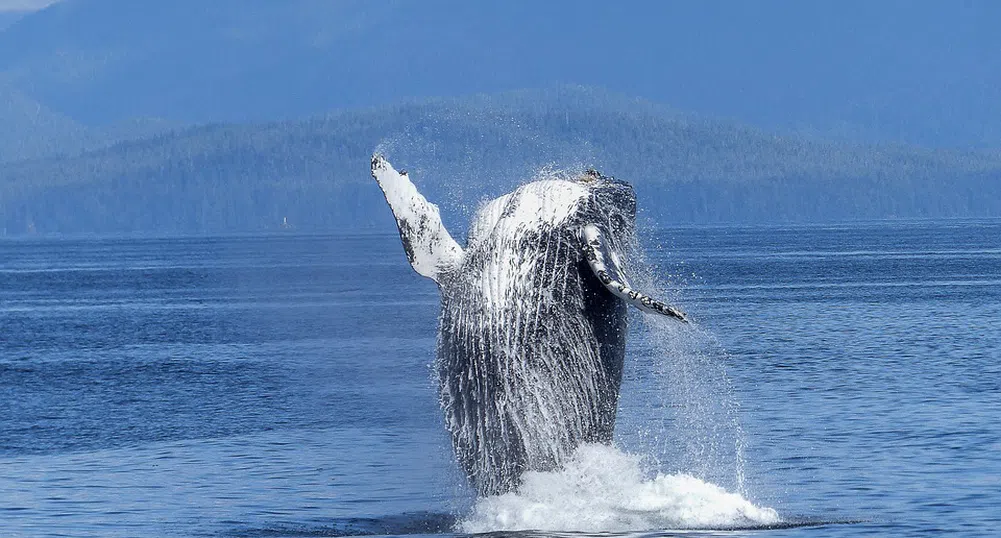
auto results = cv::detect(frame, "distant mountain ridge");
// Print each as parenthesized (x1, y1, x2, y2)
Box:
(2, 88, 999, 235)
(0, 79, 180, 163)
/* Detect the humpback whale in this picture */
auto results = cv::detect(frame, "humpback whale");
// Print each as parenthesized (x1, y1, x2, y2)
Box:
(371, 156, 686, 496)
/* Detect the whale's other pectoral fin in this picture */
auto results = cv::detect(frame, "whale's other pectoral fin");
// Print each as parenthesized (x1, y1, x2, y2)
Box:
(580, 224, 688, 323)
(371, 155, 463, 283)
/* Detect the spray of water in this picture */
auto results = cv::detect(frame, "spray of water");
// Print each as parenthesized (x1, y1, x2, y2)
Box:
(619, 315, 749, 492)
(608, 221, 753, 493)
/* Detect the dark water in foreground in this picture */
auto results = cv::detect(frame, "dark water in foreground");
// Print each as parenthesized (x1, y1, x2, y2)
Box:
(1, 220, 999, 537)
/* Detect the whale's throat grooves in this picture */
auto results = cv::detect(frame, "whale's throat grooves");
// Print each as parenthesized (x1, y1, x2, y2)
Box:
(437, 211, 627, 496)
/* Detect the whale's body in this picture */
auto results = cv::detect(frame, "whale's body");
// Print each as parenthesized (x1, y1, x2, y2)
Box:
(372, 157, 685, 496)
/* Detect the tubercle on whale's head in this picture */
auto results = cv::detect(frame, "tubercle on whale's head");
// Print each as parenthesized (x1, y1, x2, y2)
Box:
(576, 169, 635, 208)
(575, 169, 637, 239)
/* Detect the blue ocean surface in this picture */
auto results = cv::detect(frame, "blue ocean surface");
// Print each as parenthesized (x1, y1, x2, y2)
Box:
(1, 220, 999, 537)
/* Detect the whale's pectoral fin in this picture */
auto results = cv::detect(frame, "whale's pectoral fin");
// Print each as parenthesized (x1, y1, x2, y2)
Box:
(371, 155, 463, 282)
(580, 223, 688, 323)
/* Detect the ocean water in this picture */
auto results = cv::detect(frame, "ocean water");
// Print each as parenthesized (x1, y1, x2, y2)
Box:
(1, 220, 999, 537)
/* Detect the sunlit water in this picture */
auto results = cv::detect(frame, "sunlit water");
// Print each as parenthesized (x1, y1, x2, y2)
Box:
(1, 220, 999, 537)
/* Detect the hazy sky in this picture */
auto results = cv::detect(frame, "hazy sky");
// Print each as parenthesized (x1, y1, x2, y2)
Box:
(2, 0, 999, 147)
(0, 0, 58, 11)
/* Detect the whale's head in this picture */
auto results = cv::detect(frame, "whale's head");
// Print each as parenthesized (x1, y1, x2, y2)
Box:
(573, 168, 638, 244)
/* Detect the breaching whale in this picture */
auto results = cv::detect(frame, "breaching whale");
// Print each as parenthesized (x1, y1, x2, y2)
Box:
(371, 155, 687, 496)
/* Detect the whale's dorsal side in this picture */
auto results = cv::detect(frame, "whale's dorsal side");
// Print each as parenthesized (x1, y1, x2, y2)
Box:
(371, 155, 463, 283)
(580, 224, 688, 322)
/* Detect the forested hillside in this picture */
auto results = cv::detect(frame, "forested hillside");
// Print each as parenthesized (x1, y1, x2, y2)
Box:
(3, 89, 1000, 235)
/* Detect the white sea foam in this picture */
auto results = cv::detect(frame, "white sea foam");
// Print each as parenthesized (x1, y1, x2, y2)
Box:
(459, 444, 780, 533)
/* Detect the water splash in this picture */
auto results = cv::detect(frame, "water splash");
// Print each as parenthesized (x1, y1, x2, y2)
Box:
(621, 315, 750, 494)
(614, 229, 751, 495)
(459, 444, 779, 533)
